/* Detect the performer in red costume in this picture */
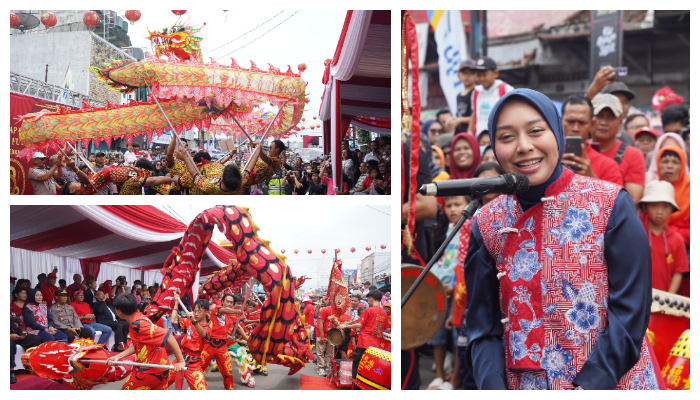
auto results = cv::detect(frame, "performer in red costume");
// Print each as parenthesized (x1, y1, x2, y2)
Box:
(339, 290, 387, 381)
(200, 292, 243, 390)
(106, 293, 186, 390)
(463, 89, 662, 390)
(167, 294, 210, 390)
(61, 157, 177, 195)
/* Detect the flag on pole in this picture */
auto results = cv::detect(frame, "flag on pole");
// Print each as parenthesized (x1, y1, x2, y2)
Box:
(428, 10, 468, 115)
(61, 64, 74, 105)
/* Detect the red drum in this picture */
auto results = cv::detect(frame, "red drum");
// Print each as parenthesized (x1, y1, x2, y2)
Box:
(661, 330, 690, 390)
(647, 289, 690, 361)
(355, 346, 390, 390)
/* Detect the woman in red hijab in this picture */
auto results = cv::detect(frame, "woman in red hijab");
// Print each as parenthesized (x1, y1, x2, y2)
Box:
(449, 132, 482, 180)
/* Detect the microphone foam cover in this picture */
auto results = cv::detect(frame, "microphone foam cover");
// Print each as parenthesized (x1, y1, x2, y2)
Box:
(514, 174, 530, 193)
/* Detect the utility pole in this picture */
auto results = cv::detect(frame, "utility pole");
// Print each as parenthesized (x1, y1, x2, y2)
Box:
(45, 64, 48, 82)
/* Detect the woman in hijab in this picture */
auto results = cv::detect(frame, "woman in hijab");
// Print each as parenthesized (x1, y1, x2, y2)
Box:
(449, 132, 482, 180)
(656, 146, 690, 247)
(431, 145, 446, 170)
(645, 132, 689, 184)
(23, 289, 68, 343)
(463, 89, 661, 390)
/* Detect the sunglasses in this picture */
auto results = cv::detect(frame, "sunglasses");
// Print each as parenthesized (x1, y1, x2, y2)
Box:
(429, 129, 443, 134)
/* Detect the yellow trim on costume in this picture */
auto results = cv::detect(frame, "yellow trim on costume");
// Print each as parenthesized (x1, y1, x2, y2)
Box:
(357, 375, 389, 390)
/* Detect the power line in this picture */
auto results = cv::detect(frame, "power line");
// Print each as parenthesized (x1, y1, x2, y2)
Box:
(219, 11, 300, 58)
(365, 206, 391, 217)
(204, 11, 286, 56)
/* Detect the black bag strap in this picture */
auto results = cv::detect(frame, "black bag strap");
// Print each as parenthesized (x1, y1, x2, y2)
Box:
(614, 141, 628, 165)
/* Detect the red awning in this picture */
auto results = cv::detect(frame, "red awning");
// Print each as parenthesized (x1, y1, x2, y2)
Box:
(10, 205, 234, 273)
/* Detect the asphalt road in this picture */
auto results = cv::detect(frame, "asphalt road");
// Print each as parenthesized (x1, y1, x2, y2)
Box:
(94, 354, 321, 390)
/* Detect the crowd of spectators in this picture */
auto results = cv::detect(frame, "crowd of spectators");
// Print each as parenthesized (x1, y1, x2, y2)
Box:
(402, 57, 690, 390)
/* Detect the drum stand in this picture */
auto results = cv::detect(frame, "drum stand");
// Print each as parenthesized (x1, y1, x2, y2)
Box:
(401, 200, 480, 308)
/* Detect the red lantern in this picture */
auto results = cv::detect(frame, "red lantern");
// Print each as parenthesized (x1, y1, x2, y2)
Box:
(366, 246, 371, 251)
(321, 249, 326, 254)
(313, 116, 317, 120)
(381, 244, 386, 250)
(350, 247, 356, 253)
(310, 126, 315, 130)
(172, 10, 187, 16)
(316, 124, 321, 128)
(40, 12, 57, 30)
(305, 98, 310, 103)
(300, 127, 305, 130)
(125, 10, 141, 25)
(302, 118, 306, 122)
(308, 249, 312, 254)
(281, 249, 286, 254)
(298, 63, 307, 73)
(335, 248, 340, 253)
(83, 11, 100, 29)
(294, 249, 299, 254)
(11, 13, 20, 28)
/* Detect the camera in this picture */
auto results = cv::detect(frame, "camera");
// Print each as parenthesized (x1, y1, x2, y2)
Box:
(116, 276, 127, 286)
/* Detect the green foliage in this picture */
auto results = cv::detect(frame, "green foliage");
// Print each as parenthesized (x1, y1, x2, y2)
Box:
(357, 128, 371, 153)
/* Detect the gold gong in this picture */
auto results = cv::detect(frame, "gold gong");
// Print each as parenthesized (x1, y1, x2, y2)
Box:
(401, 264, 446, 350)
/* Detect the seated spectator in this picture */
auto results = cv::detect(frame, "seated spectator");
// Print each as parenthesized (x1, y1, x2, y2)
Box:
(22, 289, 68, 343)
(93, 291, 129, 352)
(355, 166, 381, 195)
(49, 289, 92, 343)
(11, 287, 27, 321)
(83, 276, 98, 308)
(341, 150, 355, 188)
(71, 290, 112, 345)
(98, 279, 114, 301)
(481, 145, 496, 164)
(449, 132, 482, 180)
(138, 294, 152, 313)
(66, 273, 86, 297)
(656, 147, 690, 247)
(40, 272, 58, 307)
(638, 181, 689, 293)
(364, 140, 383, 164)
(379, 162, 391, 195)
(58, 279, 67, 290)
(11, 304, 42, 384)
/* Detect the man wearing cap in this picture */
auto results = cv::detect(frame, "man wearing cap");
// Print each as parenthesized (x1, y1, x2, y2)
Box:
(71, 289, 113, 345)
(468, 56, 514, 135)
(40, 272, 59, 307)
(50, 289, 92, 343)
(633, 126, 659, 168)
(93, 152, 114, 195)
(28, 151, 64, 195)
(455, 59, 477, 133)
(586, 66, 637, 145)
(638, 180, 689, 293)
(590, 94, 646, 205)
(561, 94, 623, 186)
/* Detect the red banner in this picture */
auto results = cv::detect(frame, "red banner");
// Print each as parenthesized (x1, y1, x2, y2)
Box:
(302, 136, 320, 148)
(10, 92, 77, 195)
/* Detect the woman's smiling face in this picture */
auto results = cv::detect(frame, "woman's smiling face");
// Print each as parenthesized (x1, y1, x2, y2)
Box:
(493, 98, 559, 186)
(452, 138, 474, 170)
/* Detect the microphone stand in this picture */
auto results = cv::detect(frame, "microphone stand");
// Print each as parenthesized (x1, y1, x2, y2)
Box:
(401, 199, 480, 309)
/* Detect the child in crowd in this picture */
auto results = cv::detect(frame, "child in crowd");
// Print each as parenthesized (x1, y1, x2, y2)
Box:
(468, 57, 514, 135)
(427, 194, 470, 390)
(455, 60, 478, 133)
(638, 181, 689, 293)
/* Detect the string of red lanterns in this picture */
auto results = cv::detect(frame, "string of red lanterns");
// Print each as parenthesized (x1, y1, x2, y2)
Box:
(278, 246, 386, 255)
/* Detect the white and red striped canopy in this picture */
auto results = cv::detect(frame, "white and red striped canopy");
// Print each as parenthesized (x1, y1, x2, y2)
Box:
(320, 10, 391, 189)
(10, 205, 233, 275)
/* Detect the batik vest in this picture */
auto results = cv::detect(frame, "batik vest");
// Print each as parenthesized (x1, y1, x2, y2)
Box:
(476, 169, 659, 390)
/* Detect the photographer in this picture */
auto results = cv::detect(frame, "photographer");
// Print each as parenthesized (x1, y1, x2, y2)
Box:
(111, 276, 128, 299)
(286, 168, 307, 195)
(303, 169, 327, 195)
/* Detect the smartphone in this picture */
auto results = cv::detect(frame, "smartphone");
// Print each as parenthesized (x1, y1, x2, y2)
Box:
(565, 136, 582, 157)
(589, 142, 601, 153)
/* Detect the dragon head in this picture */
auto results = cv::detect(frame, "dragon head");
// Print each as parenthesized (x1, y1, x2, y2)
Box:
(147, 21, 205, 62)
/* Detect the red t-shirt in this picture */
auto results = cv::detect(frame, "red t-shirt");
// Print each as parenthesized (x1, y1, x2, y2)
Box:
(645, 226, 689, 292)
(70, 301, 94, 323)
(586, 146, 624, 186)
(668, 212, 690, 246)
(212, 298, 222, 307)
(179, 318, 211, 352)
(357, 306, 387, 349)
(599, 140, 646, 186)
(316, 306, 333, 336)
(129, 311, 170, 369)
(322, 176, 336, 195)
(303, 303, 315, 326)
(66, 283, 87, 297)
(209, 304, 234, 339)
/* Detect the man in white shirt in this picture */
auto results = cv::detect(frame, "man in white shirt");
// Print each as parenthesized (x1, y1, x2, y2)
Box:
(123, 145, 136, 167)
(363, 140, 382, 164)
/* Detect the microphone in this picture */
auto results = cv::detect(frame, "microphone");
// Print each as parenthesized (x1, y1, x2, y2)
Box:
(419, 173, 530, 197)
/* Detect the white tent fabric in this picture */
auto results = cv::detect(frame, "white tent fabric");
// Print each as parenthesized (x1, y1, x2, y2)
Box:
(10, 247, 162, 286)
(72, 205, 184, 242)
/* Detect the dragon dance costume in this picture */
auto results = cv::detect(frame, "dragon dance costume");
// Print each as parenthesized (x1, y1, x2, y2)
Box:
(166, 156, 280, 195)
(166, 318, 210, 390)
(121, 311, 172, 390)
(200, 304, 236, 389)
(79, 165, 170, 195)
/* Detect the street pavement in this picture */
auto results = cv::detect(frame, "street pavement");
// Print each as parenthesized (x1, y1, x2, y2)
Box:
(94, 354, 321, 390)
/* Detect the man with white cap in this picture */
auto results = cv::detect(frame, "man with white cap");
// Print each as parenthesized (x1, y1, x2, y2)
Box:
(28, 151, 63, 195)
(590, 93, 646, 205)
